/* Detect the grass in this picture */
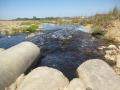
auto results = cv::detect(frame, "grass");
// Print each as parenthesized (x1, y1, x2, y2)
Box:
(77, 7, 120, 37)
(0, 20, 40, 35)
(25, 24, 39, 32)
(80, 7, 120, 27)
(0, 7, 119, 36)
(12, 24, 39, 33)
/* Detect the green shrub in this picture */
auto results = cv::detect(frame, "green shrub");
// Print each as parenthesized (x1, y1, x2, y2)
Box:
(11, 24, 39, 33)
(25, 24, 39, 32)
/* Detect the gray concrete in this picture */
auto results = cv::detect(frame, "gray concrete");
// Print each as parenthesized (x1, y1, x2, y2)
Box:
(77, 59, 120, 90)
(0, 42, 40, 90)
(17, 67, 69, 90)
(64, 78, 86, 90)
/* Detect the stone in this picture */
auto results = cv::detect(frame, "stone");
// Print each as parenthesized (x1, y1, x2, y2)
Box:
(64, 78, 86, 90)
(98, 46, 106, 50)
(113, 66, 120, 75)
(17, 67, 69, 90)
(118, 46, 120, 49)
(116, 55, 120, 68)
(104, 54, 116, 65)
(104, 49, 118, 65)
(77, 59, 120, 90)
(107, 45, 117, 50)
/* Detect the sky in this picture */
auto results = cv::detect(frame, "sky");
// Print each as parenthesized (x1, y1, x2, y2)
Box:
(0, 0, 120, 20)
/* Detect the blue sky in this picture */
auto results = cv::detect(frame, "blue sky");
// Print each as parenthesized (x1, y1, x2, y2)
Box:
(0, 0, 120, 19)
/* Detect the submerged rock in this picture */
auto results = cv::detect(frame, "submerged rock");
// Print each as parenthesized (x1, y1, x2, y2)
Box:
(29, 29, 103, 79)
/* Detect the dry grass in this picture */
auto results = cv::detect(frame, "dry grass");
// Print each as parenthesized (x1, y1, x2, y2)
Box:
(105, 20, 120, 42)
(0, 20, 40, 35)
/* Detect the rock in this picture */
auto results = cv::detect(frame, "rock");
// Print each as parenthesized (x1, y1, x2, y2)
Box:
(113, 66, 120, 76)
(104, 45, 120, 66)
(116, 55, 120, 68)
(17, 67, 69, 90)
(104, 53, 116, 65)
(98, 46, 106, 50)
(107, 45, 117, 50)
(118, 46, 120, 49)
(64, 78, 86, 90)
(104, 49, 118, 65)
(29, 29, 103, 79)
(77, 59, 120, 90)
(0, 48, 4, 52)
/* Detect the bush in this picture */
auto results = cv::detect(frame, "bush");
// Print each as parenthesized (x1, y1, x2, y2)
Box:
(11, 24, 39, 33)
(25, 24, 39, 32)
(91, 25, 105, 37)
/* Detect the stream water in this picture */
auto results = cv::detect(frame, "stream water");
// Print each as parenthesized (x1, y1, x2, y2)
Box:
(0, 23, 98, 80)
(0, 23, 89, 48)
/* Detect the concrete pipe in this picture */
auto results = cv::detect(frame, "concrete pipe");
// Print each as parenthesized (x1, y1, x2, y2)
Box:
(0, 41, 40, 90)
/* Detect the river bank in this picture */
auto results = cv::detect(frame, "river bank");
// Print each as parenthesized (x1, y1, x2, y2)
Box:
(0, 20, 41, 35)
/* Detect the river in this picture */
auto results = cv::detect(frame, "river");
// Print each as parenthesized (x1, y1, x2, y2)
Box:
(0, 24, 102, 80)
(0, 23, 89, 48)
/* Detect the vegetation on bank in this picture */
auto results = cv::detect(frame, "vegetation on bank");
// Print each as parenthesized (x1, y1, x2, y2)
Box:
(0, 7, 119, 39)
(12, 7, 120, 26)
(12, 24, 39, 33)
(0, 20, 40, 35)
(82, 7, 119, 27)
(79, 7, 120, 43)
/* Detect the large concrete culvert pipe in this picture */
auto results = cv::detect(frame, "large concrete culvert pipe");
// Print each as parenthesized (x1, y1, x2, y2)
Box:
(0, 41, 40, 90)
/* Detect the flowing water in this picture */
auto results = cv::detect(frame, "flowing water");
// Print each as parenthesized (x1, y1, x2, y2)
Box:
(27, 24, 102, 80)
(0, 23, 100, 80)
(0, 23, 89, 48)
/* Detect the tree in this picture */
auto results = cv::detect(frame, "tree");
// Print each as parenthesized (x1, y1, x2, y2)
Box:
(33, 16, 37, 20)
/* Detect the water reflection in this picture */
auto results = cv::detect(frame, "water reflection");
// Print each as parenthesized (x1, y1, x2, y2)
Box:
(0, 35, 26, 48)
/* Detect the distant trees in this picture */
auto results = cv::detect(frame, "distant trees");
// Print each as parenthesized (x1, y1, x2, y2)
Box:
(32, 16, 37, 20)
